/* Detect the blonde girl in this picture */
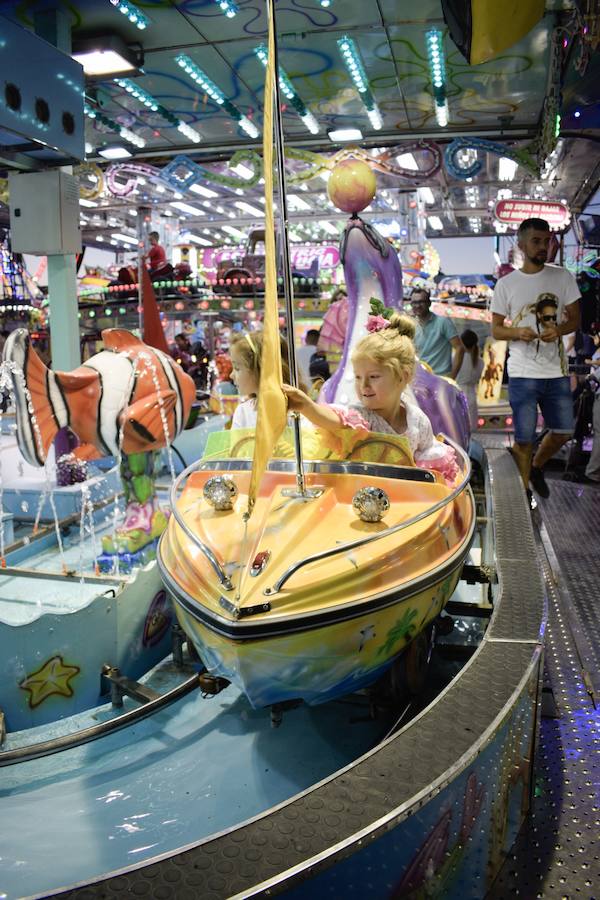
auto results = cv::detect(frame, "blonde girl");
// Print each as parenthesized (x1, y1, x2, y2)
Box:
(284, 313, 458, 482)
(229, 331, 301, 429)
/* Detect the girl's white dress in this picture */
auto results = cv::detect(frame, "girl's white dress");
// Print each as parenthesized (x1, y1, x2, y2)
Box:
(232, 394, 459, 484)
(231, 398, 257, 429)
(332, 394, 458, 483)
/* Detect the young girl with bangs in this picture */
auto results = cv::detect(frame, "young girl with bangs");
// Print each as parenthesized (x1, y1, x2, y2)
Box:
(229, 331, 304, 429)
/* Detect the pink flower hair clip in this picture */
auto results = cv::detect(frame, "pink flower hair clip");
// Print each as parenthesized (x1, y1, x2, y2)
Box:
(366, 314, 391, 333)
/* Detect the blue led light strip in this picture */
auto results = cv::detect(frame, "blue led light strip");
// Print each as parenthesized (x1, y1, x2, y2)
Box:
(214, 0, 239, 17)
(108, 0, 149, 30)
(425, 29, 448, 127)
(336, 36, 383, 130)
(175, 53, 258, 139)
(254, 45, 319, 134)
(84, 102, 146, 148)
(114, 78, 202, 143)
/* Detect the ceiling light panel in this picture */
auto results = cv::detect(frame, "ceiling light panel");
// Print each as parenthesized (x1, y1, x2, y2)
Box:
(171, 201, 205, 216)
(396, 153, 418, 170)
(74, 49, 135, 77)
(287, 194, 312, 211)
(498, 157, 518, 181)
(215, 0, 238, 17)
(418, 187, 435, 205)
(427, 216, 444, 230)
(98, 145, 132, 159)
(189, 183, 219, 199)
(222, 225, 246, 239)
(319, 220, 339, 236)
(234, 201, 264, 217)
(111, 232, 138, 244)
(328, 128, 363, 142)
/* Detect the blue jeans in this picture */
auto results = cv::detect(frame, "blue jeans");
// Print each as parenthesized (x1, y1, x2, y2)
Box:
(508, 376, 574, 444)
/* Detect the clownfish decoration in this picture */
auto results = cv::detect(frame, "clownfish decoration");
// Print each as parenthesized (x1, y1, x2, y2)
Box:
(3, 329, 196, 466)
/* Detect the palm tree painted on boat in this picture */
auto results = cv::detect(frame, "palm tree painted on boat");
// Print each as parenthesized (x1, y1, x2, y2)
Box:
(377, 607, 418, 658)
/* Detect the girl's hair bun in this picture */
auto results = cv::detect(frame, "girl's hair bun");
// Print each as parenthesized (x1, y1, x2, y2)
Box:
(387, 313, 416, 341)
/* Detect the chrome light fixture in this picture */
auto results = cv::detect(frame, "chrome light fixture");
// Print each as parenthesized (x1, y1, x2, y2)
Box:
(204, 476, 238, 510)
(352, 487, 390, 523)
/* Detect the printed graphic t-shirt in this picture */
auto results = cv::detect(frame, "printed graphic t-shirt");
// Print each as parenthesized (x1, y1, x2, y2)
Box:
(491, 265, 580, 378)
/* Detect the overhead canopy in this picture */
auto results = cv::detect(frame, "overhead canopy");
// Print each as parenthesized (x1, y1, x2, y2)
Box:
(0, 0, 598, 239)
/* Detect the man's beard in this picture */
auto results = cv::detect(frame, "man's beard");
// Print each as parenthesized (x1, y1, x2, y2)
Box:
(527, 252, 547, 265)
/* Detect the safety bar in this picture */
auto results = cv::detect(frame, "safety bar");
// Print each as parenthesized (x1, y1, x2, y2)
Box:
(267, 438, 472, 594)
(0, 672, 199, 767)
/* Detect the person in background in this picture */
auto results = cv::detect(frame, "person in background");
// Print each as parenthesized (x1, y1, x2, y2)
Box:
(318, 286, 348, 372)
(330, 287, 348, 307)
(410, 288, 463, 379)
(309, 349, 331, 384)
(491, 217, 580, 499)
(144, 231, 170, 278)
(296, 328, 321, 385)
(456, 329, 484, 430)
(214, 353, 237, 396)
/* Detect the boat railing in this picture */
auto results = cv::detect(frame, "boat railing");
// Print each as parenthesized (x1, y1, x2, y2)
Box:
(167, 463, 235, 590)
(268, 437, 473, 594)
(168, 437, 472, 596)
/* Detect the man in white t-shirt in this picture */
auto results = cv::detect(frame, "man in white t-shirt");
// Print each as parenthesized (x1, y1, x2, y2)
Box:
(491, 217, 580, 499)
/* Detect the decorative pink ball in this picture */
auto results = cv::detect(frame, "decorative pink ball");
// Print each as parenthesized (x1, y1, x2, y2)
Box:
(327, 158, 377, 213)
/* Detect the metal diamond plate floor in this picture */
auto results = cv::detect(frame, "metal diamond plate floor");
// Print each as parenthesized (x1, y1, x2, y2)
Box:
(488, 481, 600, 899)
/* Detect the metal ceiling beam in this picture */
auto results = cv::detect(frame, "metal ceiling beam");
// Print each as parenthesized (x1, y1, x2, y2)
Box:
(86, 124, 537, 164)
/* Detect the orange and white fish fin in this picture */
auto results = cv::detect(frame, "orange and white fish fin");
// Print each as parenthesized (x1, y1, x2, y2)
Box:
(54, 369, 99, 393)
(2, 329, 67, 466)
(102, 329, 145, 352)
(72, 443, 102, 462)
(121, 390, 177, 454)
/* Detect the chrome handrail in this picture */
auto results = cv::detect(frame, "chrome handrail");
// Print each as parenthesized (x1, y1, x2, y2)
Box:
(168, 465, 234, 591)
(267, 437, 472, 594)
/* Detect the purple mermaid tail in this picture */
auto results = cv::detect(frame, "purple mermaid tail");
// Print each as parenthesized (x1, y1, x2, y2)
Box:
(321, 216, 470, 449)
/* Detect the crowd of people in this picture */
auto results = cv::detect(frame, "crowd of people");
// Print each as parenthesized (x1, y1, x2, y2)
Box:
(220, 216, 598, 500)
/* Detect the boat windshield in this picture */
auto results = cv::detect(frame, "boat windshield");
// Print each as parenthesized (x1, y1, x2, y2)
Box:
(201, 426, 415, 469)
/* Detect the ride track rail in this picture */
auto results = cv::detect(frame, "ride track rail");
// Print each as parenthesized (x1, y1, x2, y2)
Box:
(0, 672, 200, 767)
(44, 445, 547, 900)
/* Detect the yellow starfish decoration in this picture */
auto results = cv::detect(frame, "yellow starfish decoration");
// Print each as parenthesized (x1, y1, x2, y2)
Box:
(19, 655, 80, 709)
